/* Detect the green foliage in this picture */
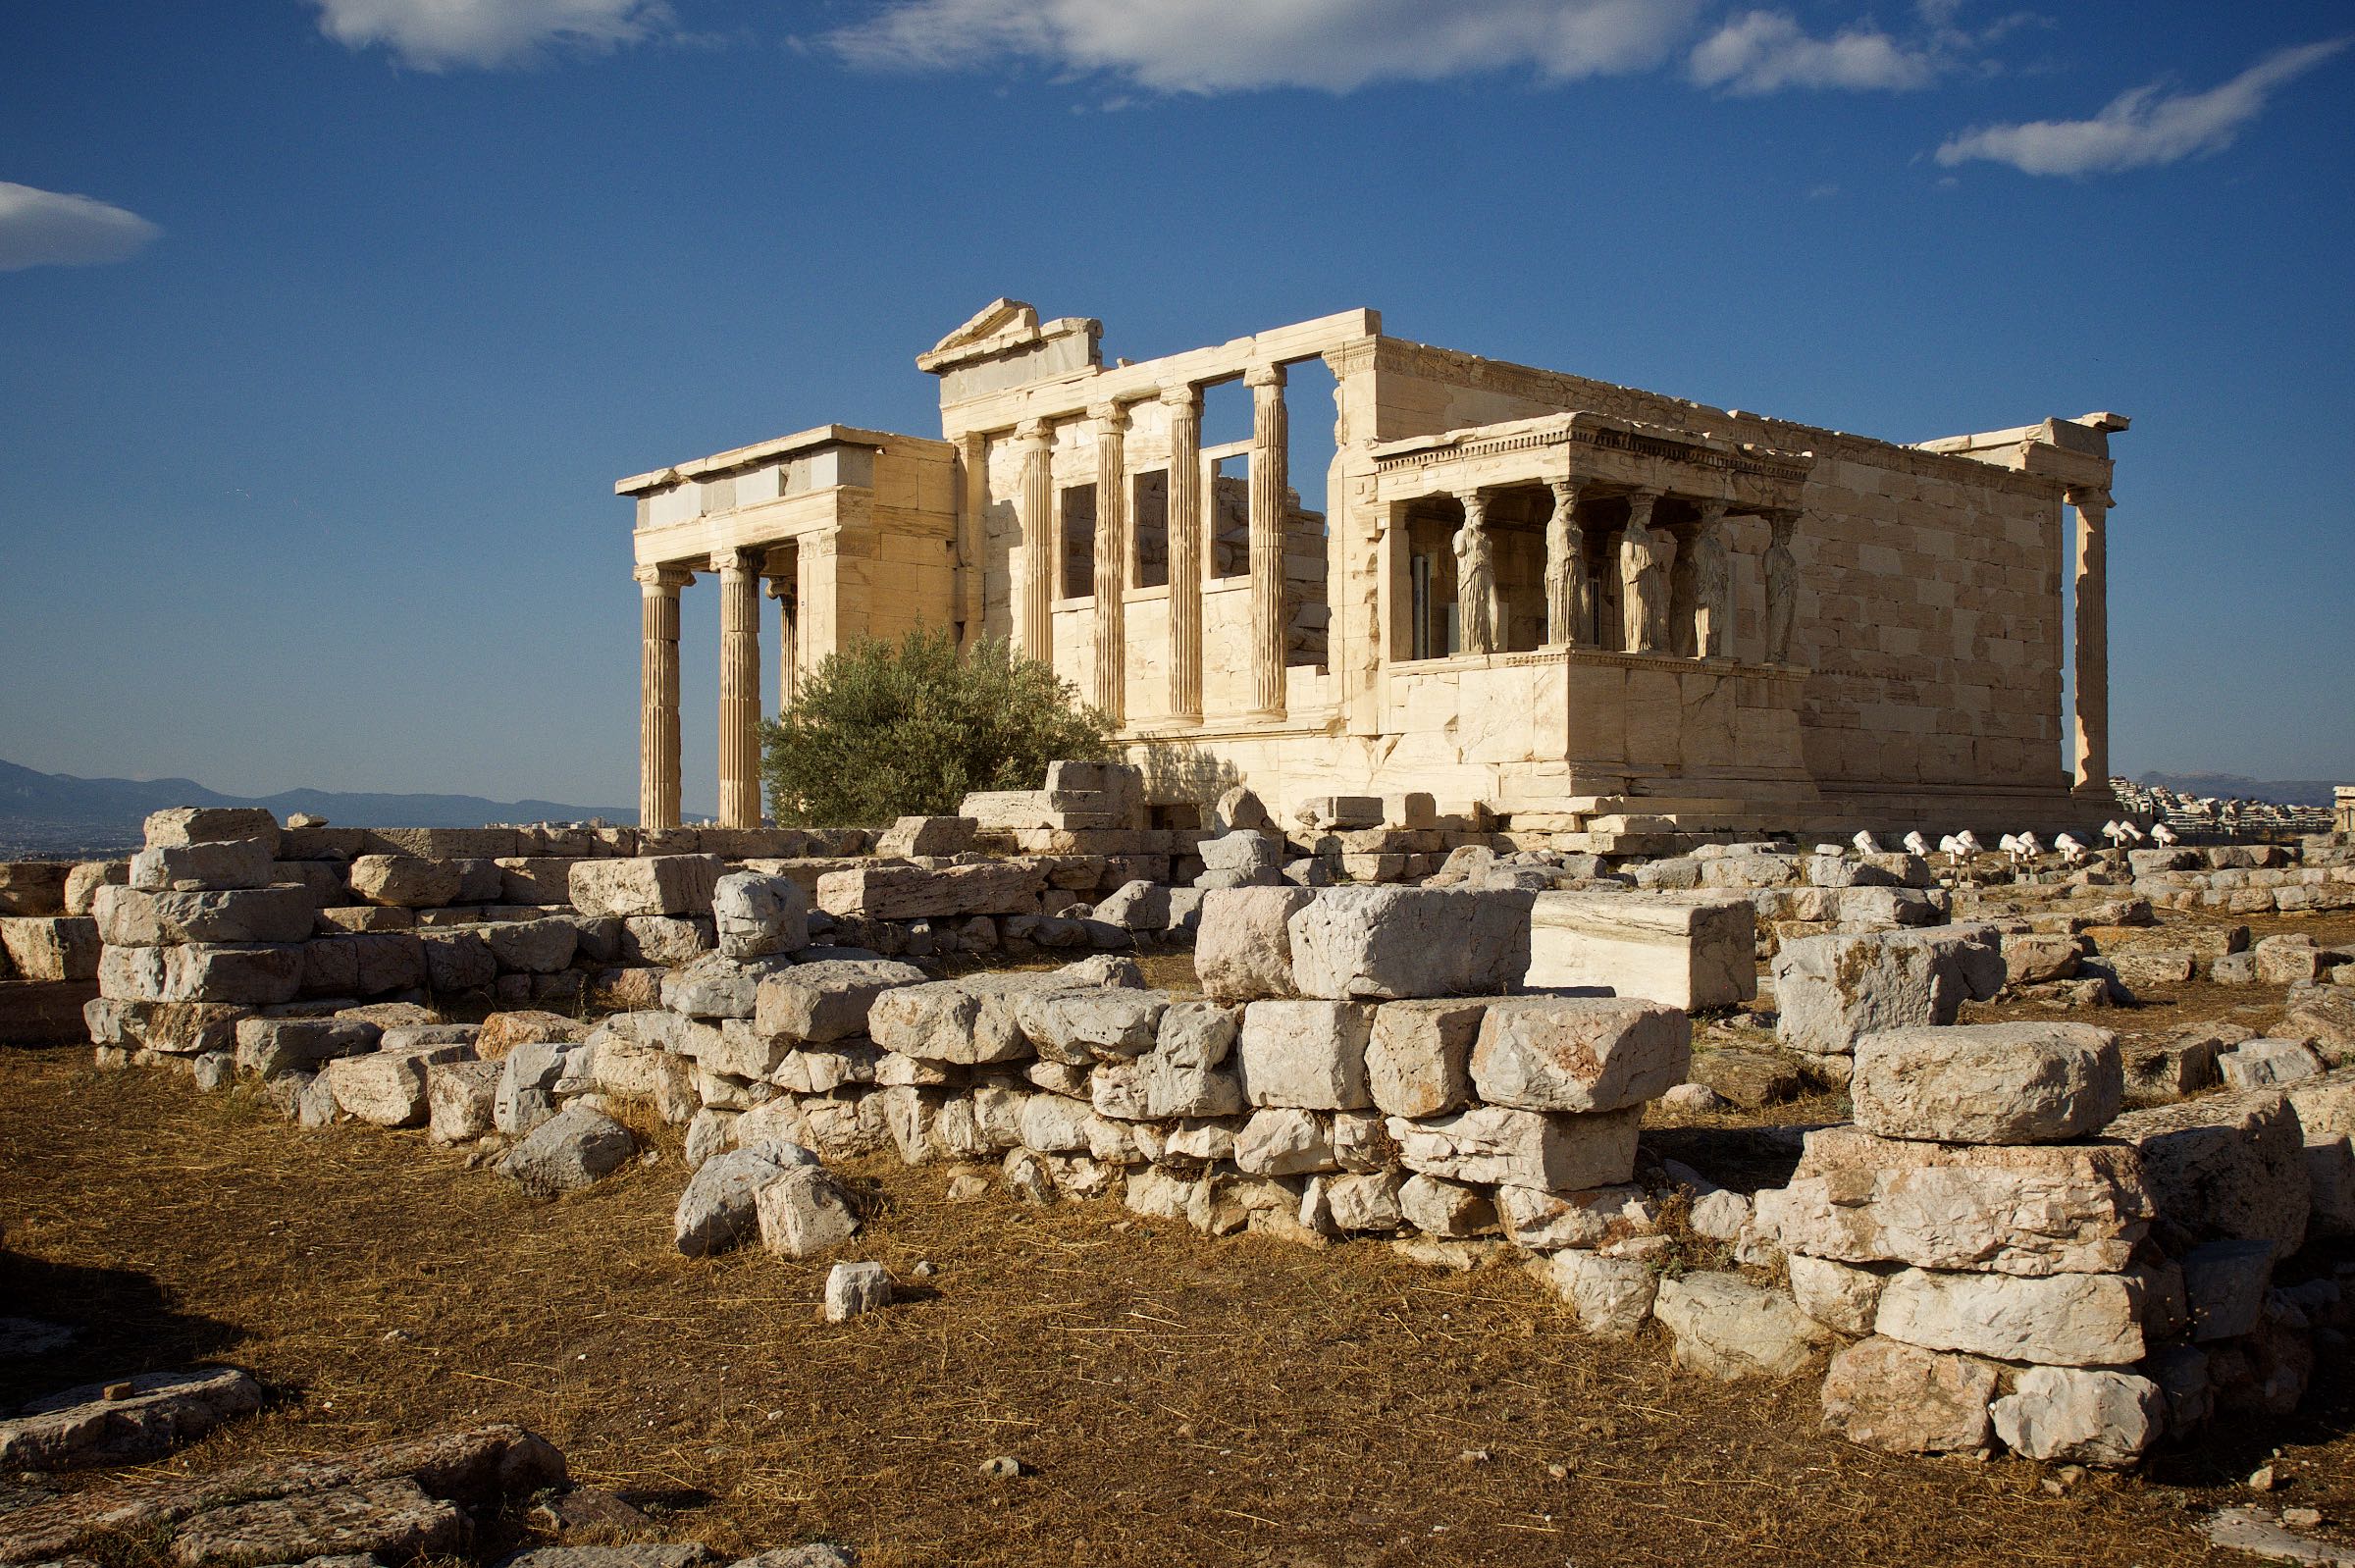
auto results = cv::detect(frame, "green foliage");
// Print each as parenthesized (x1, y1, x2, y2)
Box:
(759, 630, 1113, 827)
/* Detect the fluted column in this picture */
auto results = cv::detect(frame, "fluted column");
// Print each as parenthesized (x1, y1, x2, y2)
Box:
(1247, 363, 1288, 716)
(765, 571, 798, 711)
(1016, 419, 1054, 664)
(636, 565, 687, 831)
(715, 549, 762, 829)
(2067, 488, 2110, 790)
(1163, 385, 1204, 724)
(1544, 477, 1592, 646)
(1091, 401, 1128, 724)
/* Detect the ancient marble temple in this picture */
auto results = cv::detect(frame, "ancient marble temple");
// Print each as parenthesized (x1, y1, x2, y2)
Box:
(616, 301, 2124, 842)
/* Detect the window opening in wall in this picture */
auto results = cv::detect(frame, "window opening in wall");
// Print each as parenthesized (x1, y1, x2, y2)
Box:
(1132, 468, 1169, 589)
(1211, 454, 1250, 579)
(1061, 483, 1096, 600)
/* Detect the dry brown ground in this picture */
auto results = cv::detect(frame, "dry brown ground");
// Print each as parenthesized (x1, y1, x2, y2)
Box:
(7, 902, 2355, 1566)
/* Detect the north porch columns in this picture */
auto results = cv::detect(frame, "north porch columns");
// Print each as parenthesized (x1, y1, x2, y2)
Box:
(1246, 362, 1288, 717)
(636, 564, 690, 831)
(1090, 401, 1128, 722)
(2067, 487, 2110, 791)
(1163, 384, 1204, 724)
(714, 548, 764, 829)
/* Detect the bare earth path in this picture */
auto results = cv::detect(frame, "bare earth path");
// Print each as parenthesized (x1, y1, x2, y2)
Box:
(0, 1045, 2342, 1567)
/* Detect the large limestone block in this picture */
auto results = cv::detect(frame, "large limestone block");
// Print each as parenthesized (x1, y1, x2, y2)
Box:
(1468, 996, 1691, 1115)
(1534, 1250, 1656, 1339)
(1196, 830, 1282, 885)
(868, 972, 1092, 1065)
(674, 1140, 819, 1257)
(0, 1367, 265, 1470)
(1757, 1125, 2154, 1276)
(481, 918, 578, 974)
(1233, 1107, 1338, 1176)
(1787, 1254, 1891, 1334)
(875, 814, 980, 858)
(753, 959, 925, 1044)
(425, 1058, 502, 1143)
(619, 914, 715, 965)
(1193, 886, 1313, 1002)
(814, 861, 1043, 920)
(1771, 924, 2004, 1056)
(327, 1039, 474, 1127)
(1390, 1104, 1641, 1191)
(499, 1102, 636, 1197)
(1014, 987, 1168, 1065)
(348, 856, 463, 910)
(1873, 1267, 2147, 1366)
(84, 998, 247, 1056)
(660, 952, 795, 1019)
(1988, 1366, 2164, 1467)
(1851, 1022, 2122, 1144)
(143, 806, 281, 854)
(129, 838, 274, 893)
(755, 1165, 863, 1257)
(0, 861, 71, 916)
(2108, 1089, 2311, 1253)
(1653, 1272, 1833, 1380)
(0, 916, 100, 981)
(103, 942, 304, 1006)
(63, 860, 129, 915)
(568, 855, 725, 917)
(1525, 890, 1755, 1010)
(712, 871, 811, 960)
(93, 885, 316, 948)
(1237, 999, 1376, 1110)
(1819, 1337, 1996, 1455)
(235, 1016, 379, 1077)
(1365, 999, 1484, 1119)
(1285, 887, 1534, 1001)
(1494, 1182, 1655, 1250)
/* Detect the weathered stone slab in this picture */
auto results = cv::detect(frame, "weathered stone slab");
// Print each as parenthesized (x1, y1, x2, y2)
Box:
(1365, 999, 1484, 1119)
(814, 861, 1043, 919)
(129, 838, 275, 894)
(1525, 889, 1755, 1009)
(1771, 924, 2004, 1056)
(2108, 1089, 2311, 1253)
(1493, 1182, 1655, 1250)
(425, 1058, 501, 1143)
(1015, 987, 1168, 1065)
(1237, 999, 1375, 1110)
(754, 959, 925, 1044)
(874, 815, 979, 858)
(1874, 1267, 2147, 1366)
(499, 1102, 635, 1197)
(100, 944, 306, 1007)
(1819, 1336, 1995, 1454)
(1468, 996, 1691, 1115)
(0, 916, 100, 981)
(1988, 1366, 2163, 1467)
(712, 871, 811, 961)
(85, 998, 248, 1056)
(1756, 1125, 2153, 1276)
(348, 856, 462, 909)
(1389, 1104, 1641, 1191)
(755, 1165, 862, 1257)
(93, 885, 316, 947)
(0, 860, 71, 916)
(327, 1038, 474, 1126)
(166, 1476, 465, 1566)
(482, 918, 578, 975)
(1653, 1272, 1832, 1379)
(1193, 886, 1312, 1002)
(143, 807, 281, 854)
(0, 1368, 263, 1470)
(1533, 1249, 1656, 1338)
(1851, 1022, 2122, 1144)
(674, 1141, 819, 1257)
(569, 856, 725, 917)
(1285, 887, 1533, 1000)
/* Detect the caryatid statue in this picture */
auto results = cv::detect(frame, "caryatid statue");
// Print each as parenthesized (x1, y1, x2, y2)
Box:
(1544, 478, 1591, 645)
(1763, 510, 1801, 664)
(1691, 501, 1733, 657)
(1619, 493, 1674, 653)
(1454, 491, 1498, 654)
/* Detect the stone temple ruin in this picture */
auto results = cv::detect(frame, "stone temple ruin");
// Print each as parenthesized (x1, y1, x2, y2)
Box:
(619, 300, 2126, 849)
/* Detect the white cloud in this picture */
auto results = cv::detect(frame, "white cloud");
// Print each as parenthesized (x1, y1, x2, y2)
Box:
(826, 0, 1708, 94)
(1936, 36, 2349, 176)
(1689, 10, 1937, 94)
(307, 0, 671, 71)
(0, 183, 160, 272)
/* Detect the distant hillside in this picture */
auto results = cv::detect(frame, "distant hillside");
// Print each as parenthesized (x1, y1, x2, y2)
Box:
(0, 758, 634, 858)
(2136, 770, 2343, 809)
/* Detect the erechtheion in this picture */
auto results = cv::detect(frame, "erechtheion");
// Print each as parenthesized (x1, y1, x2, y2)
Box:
(617, 301, 2125, 845)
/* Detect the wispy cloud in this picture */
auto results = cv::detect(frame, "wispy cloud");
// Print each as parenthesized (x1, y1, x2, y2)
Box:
(1936, 37, 2349, 176)
(1688, 10, 1938, 95)
(0, 183, 160, 272)
(826, 0, 1708, 94)
(306, 0, 671, 71)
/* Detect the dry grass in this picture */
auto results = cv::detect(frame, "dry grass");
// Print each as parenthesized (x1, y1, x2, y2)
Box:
(5, 1047, 2336, 1568)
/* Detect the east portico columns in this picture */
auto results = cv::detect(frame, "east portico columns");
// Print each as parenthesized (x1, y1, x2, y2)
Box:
(636, 564, 690, 831)
(1247, 363, 1288, 717)
(2067, 487, 2111, 791)
(715, 548, 763, 828)
(1163, 384, 1204, 725)
(1016, 419, 1055, 665)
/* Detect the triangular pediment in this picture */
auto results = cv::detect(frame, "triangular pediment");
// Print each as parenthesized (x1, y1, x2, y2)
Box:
(929, 298, 1038, 357)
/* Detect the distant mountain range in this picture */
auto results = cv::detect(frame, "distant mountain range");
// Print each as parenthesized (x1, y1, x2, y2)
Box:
(0, 758, 635, 858)
(2135, 771, 2343, 809)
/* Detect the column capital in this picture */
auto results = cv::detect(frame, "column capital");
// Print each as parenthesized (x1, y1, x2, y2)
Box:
(1456, 488, 1489, 521)
(634, 563, 693, 591)
(1625, 490, 1659, 525)
(1548, 475, 1589, 504)
(1014, 417, 1053, 446)
(709, 547, 759, 576)
(1695, 497, 1729, 524)
(1244, 362, 1286, 390)
(1090, 400, 1130, 431)
(2066, 486, 2113, 513)
(1159, 383, 1201, 412)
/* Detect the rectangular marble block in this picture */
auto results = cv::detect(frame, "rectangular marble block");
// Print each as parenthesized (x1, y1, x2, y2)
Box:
(1524, 890, 1756, 1010)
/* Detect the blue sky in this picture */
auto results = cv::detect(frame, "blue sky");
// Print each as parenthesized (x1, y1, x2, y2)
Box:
(2, 1, 2349, 812)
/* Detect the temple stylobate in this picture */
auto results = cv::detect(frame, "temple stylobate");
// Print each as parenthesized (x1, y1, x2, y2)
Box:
(615, 300, 2124, 845)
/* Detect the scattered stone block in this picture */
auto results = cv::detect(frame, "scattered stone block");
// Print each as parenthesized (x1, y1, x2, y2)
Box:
(824, 1261, 893, 1321)
(1390, 1104, 1640, 1191)
(674, 1141, 819, 1257)
(2109, 1090, 2312, 1253)
(2221, 1038, 2327, 1090)
(1771, 924, 2003, 1057)
(1285, 887, 1533, 1000)
(755, 1165, 862, 1257)
(1467, 996, 1691, 1115)
(1873, 1267, 2146, 1366)
(1194, 886, 1312, 1002)
(475, 1010, 586, 1061)
(1787, 1255, 1891, 1334)
(569, 856, 725, 918)
(327, 1036, 475, 1126)
(499, 1102, 636, 1197)
(1534, 1250, 1657, 1339)
(426, 1059, 502, 1143)
(235, 1016, 379, 1077)
(1819, 1337, 1995, 1455)
(1653, 1272, 1832, 1379)
(0, 1368, 263, 1470)
(1851, 1021, 2122, 1144)
(1988, 1366, 2164, 1467)
(1525, 890, 1755, 1010)
(1237, 999, 1375, 1110)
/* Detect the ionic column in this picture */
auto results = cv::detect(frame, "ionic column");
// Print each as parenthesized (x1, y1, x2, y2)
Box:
(635, 565, 688, 831)
(2067, 488, 2110, 790)
(714, 549, 762, 829)
(765, 571, 798, 711)
(1544, 478, 1592, 646)
(1163, 385, 1204, 724)
(1091, 401, 1128, 724)
(1016, 419, 1055, 664)
(1246, 363, 1287, 717)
